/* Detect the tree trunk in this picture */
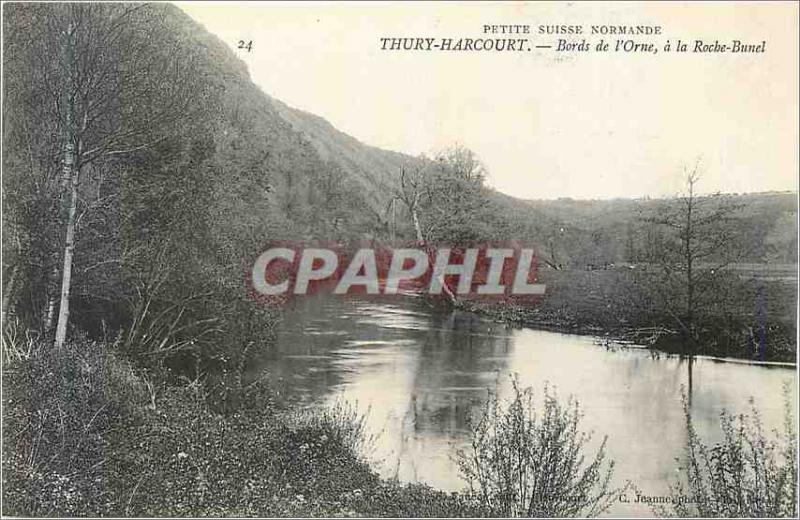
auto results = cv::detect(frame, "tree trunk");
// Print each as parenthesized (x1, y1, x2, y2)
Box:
(411, 204, 458, 305)
(435, 258, 458, 305)
(1, 264, 19, 327)
(54, 22, 76, 350)
(43, 264, 58, 332)
(546, 238, 562, 270)
(411, 204, 424, 246)
(54, 167, 78, 349)
(684, 181, 695, 354)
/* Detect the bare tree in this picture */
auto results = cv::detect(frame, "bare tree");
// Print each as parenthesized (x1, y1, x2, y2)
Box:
(389, 163, 458, 303)
(388, 147, 498, 304)
(394, 163, 427, 245)
(642, 163, 743, 350)
(539, 218, 567, 270)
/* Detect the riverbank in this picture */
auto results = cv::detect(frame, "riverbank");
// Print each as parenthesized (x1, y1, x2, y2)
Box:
(459, 267, 797, 363)
(1, 336, 478, 517)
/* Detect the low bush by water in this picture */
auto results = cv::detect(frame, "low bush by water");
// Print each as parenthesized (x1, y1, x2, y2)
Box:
(455, 379, 627, 517)
(657, 388, 798, 518)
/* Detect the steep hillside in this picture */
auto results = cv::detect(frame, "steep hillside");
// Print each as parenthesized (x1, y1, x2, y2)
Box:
(269, 97, 414, 207)
(170, 3, 419, 231)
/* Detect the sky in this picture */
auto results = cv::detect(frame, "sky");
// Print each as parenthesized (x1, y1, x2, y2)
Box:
(177, 1, 798, 200)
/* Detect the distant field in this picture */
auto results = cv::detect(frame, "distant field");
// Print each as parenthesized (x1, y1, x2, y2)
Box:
(571, 262, 798, 283)
(535, 265, 797, 326)
(724, 263, 798, 283)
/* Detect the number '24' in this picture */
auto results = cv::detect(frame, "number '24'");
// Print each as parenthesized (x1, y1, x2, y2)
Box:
(238, 40, 253, 52)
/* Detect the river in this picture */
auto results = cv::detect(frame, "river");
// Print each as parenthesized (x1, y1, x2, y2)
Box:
(249, 294, 796, 517)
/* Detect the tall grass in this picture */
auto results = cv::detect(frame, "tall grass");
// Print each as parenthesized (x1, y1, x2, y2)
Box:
(659, 386, 797, 517)
(287, 400, 378, 462)
(1, 316, 44, 364)
(455, 379, 626, 517)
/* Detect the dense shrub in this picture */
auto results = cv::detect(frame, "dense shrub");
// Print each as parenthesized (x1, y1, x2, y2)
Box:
(455, 379, 626, 517)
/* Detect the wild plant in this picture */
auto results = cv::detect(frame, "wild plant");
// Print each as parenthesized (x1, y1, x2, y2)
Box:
(455, 379, 626, 517)
(659, 385, 797, 517)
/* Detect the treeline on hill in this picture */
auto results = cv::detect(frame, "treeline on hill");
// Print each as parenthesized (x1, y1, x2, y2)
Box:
(486, 180, 797, 362)
(493, 190, 797, 269)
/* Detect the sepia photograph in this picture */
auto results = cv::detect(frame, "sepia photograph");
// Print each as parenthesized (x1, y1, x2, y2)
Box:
(1, 1, 798, 517)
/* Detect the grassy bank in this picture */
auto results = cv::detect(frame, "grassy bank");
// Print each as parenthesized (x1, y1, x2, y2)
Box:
(1, 336, 474, 517)
(461, 266, 797, 363)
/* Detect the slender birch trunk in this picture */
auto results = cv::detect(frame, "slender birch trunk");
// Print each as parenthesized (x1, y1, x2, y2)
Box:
(411, 205, 424, 245)
(54, 168, 78, 349)
(43, 264, 58, 332)
(1, 264, 19, 327)
(54, 23, 76, 349)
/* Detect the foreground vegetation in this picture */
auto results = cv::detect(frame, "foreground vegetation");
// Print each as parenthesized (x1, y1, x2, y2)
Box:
(4, 329, 796, 518)
(455, 380, 626, 517)
(658, 389, 797, 517)
(2, 334, 475, 517)
(2, 332, 627, 517)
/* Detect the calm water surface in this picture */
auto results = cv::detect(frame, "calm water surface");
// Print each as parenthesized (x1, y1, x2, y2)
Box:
(251, 295, 796, 517)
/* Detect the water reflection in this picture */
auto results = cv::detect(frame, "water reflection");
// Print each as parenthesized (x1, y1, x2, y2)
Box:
(251, 295, 796, 517)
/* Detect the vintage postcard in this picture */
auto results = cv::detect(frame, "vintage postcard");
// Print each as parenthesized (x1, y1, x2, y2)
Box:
(1, 1, 797, 518)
